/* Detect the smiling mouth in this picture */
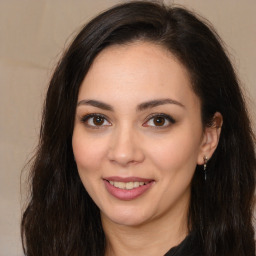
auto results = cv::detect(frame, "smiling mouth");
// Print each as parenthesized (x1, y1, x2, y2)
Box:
(106, 180, 150, 190)
(103, 177, 155, 200)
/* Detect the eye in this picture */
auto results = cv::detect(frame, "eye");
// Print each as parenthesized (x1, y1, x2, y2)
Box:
(81, 114, 111, 128)
(143, 114, 175, 128)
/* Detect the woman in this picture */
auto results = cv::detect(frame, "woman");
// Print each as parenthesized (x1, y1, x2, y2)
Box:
(21, 1, 255, 255)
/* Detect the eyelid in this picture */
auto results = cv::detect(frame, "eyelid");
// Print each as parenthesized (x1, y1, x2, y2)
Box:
(79, 112, 175, 129)
(143, 113, 176, 127)
(80, 113, 112, 128)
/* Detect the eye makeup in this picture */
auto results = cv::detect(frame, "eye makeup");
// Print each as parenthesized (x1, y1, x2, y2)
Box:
(79, 112, 176, 130)
(80, 113, 111, 128)
(143, 113, 176, 128)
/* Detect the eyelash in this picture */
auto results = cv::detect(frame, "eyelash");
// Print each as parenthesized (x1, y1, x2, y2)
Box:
(143, 113, 176, 128)
(80, 113, 176, 129)
(80, 113, 111, 129)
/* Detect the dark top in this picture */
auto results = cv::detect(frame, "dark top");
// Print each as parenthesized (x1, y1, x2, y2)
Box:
(164, 232, 203, 256)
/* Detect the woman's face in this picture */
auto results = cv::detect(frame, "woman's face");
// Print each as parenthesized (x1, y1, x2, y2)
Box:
(72, 42, 207, 227)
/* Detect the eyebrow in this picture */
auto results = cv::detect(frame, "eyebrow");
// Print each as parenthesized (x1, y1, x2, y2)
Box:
(77, 98, 184, 111)
(137, 98, 184, 111)
(77, 99, 113, 111)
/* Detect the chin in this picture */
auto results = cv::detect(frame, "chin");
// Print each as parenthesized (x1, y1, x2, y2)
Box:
(101, 207, 151, 227)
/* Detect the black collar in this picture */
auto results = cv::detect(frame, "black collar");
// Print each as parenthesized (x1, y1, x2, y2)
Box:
(164, 232, 203, 256)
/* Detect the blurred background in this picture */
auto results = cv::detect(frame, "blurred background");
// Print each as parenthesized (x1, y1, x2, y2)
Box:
(0, 1, 255, 255)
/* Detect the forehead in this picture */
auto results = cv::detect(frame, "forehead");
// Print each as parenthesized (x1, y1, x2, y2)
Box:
(78, 41, 198, 109)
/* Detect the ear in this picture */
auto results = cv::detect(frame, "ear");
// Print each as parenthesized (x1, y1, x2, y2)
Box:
(197, 112, 223, 165)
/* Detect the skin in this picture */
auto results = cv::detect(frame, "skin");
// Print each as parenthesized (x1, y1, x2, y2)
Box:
(72, 41, 222, 256)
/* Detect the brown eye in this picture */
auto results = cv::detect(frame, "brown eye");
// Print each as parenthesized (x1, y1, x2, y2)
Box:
(93, 116, 104, 126)
(81, 114, 111, 128)
(143, 114, 175, 128)
(153, 116, 166, 126)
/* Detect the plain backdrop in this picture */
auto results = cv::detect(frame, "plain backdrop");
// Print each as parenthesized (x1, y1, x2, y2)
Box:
(0, 1, 255, 255)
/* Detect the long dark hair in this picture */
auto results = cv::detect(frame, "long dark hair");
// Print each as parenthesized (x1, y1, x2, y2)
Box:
(21, 1, 255, 255)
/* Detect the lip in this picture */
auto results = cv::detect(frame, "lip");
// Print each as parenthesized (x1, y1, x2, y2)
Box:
(104, 176, 153, 182)
(103, 176, 155, 201)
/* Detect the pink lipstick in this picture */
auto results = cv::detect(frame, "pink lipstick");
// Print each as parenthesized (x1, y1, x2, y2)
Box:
(103, 176, 154, 201)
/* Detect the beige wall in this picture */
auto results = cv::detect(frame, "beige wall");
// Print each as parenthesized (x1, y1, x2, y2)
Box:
(0, 1, 255, 255)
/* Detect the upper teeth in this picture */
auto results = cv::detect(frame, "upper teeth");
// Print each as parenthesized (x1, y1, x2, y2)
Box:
(109, 181, 149, 190)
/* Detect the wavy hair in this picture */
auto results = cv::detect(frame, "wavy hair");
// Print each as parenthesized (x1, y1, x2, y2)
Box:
(21, 1, 255, 255)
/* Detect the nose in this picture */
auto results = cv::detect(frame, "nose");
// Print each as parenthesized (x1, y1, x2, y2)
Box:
(107, 125, 145, 166)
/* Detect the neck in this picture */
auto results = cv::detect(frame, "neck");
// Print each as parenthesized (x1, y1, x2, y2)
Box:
(102, 205, 189, 256)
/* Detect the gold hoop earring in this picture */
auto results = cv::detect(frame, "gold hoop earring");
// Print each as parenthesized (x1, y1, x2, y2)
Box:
(203, 156, 208, 180)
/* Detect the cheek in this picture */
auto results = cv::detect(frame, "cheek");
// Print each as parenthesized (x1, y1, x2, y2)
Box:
(72, 130, 108, 173)
(148, 127, 202, 174)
